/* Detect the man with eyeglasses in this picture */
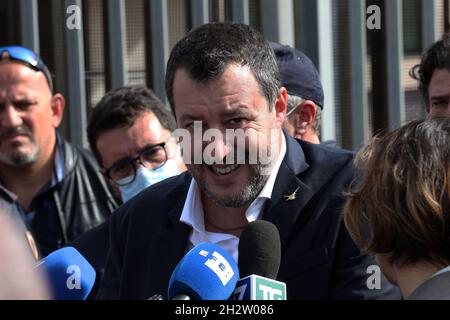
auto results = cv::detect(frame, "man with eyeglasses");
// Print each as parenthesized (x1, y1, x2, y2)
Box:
(69, 85, 185, 298)
(0, 46, 119, 259)
(87, 85, 186, 203)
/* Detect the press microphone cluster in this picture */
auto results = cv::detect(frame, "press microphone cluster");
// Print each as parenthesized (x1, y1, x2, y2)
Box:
(231, 220, 287, 300)
(153, 220, 285, 301)
(35, 246, 96, 300)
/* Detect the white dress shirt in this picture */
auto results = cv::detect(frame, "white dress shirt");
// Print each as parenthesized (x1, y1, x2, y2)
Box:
(179, 133, 287, 262)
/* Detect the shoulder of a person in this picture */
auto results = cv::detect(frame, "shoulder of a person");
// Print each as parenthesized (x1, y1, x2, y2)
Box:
(75, 147, 100, 168)
(298, 139, 355, 169)
(408, 270, 450, 300)
(58, 136, 99, 171)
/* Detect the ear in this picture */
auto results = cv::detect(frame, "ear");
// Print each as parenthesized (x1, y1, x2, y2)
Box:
(273, 87, 287, 128)
(298, 100, 317, 127)
(291, 101, 317, 140)
(50, 93, 65, 128)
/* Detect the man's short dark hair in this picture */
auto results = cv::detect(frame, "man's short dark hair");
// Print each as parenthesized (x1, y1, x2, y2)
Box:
(410, 33, 450, 110)
(87, 85, 176, 164)
(165, 22, 281, 113)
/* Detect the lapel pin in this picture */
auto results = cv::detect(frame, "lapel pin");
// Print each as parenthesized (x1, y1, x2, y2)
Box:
(284, 187, 300, 201)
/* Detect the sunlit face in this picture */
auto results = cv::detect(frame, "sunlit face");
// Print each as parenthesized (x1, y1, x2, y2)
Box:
(0, 62, 62, 166)
(172, 63, 286, 207)
(428, 68, 450, 118)
(95, 112, 176, 173)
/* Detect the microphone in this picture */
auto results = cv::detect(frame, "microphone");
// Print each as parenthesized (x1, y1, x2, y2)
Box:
(35, 246, 96, 300)
(231, 220, 287, 300)
(167, 242, 239, 300)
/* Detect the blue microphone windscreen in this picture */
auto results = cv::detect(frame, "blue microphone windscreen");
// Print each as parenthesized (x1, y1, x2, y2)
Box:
(37, 246, 96, 300)
(168, 242, 239, 300)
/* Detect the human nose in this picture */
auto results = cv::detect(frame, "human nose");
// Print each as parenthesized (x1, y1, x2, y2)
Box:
(203, 131, 231, 164)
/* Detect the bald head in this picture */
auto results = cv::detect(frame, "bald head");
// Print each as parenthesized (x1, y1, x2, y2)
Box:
(0, 61, 52, 96)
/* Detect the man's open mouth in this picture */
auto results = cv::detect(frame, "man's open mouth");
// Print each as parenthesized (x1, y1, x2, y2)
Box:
(207, 164, 242, 176)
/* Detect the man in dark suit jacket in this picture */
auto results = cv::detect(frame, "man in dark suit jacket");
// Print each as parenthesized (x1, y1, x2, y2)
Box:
(98, 22, 400, 300)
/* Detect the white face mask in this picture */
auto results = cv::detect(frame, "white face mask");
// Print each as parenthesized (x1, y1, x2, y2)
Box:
(117, 159, 180, 203)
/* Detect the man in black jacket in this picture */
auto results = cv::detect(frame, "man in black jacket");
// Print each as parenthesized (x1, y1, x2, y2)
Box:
(0, 46, 118, 258)
(98, 23, 400, 299)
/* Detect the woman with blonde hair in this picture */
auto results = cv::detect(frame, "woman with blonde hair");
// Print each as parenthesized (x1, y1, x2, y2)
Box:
(344, 116, 450, 300)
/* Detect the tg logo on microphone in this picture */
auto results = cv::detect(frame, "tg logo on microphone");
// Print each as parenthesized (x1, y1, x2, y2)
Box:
(232, 275, 287, 300)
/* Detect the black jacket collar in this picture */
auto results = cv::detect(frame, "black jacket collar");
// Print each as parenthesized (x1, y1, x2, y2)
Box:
(262, 134, 314, 248)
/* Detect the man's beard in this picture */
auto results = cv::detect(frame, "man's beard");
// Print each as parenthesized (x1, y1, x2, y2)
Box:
(188, 152, 273, 208)
(0, 127, 40, 166)
(0, 147, 40, 166)
(186, 122, 281, 208)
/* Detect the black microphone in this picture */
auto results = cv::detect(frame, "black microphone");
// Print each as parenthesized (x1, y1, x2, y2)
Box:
(231, 220, 287, 300)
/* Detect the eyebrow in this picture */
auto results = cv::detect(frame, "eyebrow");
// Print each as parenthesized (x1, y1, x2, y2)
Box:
(12, 98, 38, 104)
(221, 108, 253, 118)
(0, 98, 37, 107)
(178, 105, 254, 124)
(178, 114, 197, 124)
(430, 95, 449, 100)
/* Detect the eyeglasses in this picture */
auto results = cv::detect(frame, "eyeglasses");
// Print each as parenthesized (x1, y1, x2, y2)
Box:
(0, 46, 53, 92)
(104, 142, 168, 186)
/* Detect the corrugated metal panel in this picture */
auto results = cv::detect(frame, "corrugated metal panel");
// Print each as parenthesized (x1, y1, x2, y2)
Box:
(332, 0, 352, 148)
(126, 0, 146, 86)
(84, 0, 105, 109)
(167, 0, 189, 50)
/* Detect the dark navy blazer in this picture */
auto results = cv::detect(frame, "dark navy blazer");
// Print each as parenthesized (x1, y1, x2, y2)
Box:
(97, 134, 400, 300)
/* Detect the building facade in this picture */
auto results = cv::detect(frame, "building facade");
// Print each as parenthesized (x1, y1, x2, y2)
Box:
(0, 0, 448, 150)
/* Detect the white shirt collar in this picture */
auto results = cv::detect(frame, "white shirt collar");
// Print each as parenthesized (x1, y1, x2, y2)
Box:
(179, 132, 287, 260)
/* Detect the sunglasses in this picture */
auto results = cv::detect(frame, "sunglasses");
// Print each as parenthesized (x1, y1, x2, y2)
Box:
(0, 46, 53, 92)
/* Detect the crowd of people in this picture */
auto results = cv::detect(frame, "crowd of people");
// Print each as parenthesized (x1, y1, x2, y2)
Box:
(0, 22, 449, 300)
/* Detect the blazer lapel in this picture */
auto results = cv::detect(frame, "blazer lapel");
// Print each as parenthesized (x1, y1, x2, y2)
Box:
(262, 135, 315, 248)
(145, 175, 192, 296)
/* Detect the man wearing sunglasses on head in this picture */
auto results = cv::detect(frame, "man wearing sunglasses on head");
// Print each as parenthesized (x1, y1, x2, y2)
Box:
(0, 46, 119, 259)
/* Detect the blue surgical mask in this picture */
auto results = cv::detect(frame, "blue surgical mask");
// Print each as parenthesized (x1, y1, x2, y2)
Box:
(118, 159, 180, 203)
